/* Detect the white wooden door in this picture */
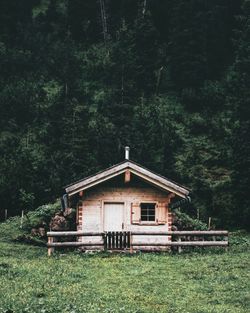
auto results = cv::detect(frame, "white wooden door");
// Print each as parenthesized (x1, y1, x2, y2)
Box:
(104, 203, 124, 231)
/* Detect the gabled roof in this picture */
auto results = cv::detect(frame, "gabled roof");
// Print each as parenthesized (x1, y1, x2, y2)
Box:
(65, 160, 190, 198)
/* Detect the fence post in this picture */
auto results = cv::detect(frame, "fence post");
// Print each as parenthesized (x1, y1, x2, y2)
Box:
(103, 232, 107, 251)
(178, 236, 182, 254)
(20, 210, 24, 229)
(5, 209, 7, 220)
(225, 233, 229, 252)
(129, 232, 133, 254)
(208, 217, 211, 230)
(48, 236, 54, 256)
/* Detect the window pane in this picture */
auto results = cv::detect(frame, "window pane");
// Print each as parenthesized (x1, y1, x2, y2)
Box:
(140, 203, 155, 222)
(148, 215, 155, 221)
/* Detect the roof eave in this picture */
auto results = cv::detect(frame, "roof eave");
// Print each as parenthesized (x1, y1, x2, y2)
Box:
(65, 160, 190, 198)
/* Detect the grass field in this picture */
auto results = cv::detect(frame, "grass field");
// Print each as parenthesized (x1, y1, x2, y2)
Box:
(0, 220, 249, 313)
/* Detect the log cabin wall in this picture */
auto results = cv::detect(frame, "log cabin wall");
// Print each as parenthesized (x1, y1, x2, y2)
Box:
(76, 176, 174, 250)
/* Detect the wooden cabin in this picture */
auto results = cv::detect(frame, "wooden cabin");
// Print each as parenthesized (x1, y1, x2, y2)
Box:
(64, 147, 190, 251)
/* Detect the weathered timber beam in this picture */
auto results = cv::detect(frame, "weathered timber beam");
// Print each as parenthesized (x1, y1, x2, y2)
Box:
(124, 169, 131, 183)
(129, 169, 187, 198)
(132, 241, 228, 247)
(47, 230, 228, 237)
(48, 241, 228, 248)
(47, 231, 105, 237)
(131, 231, 228, 236)
(66, 167, 127, 196)
(47, 242, 104, 247)
(129, 163, 190, 195)
(171, 230, 228, 235)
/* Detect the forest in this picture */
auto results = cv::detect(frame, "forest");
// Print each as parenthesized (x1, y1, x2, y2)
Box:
(0, 0, 249, 230)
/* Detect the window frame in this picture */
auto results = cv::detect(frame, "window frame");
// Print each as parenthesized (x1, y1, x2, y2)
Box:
(140, 202, 157, 224)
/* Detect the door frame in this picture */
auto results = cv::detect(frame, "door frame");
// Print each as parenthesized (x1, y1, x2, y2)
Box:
(101, 201, 125, 232)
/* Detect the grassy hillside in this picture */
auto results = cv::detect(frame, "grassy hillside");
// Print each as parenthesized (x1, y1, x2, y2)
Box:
(0, 220, 249, 313)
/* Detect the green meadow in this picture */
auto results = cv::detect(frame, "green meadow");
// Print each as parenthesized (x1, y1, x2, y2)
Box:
(0, 221, 249, 313)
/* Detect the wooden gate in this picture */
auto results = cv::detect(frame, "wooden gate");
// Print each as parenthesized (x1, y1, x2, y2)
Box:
(103, 231, 131, 250)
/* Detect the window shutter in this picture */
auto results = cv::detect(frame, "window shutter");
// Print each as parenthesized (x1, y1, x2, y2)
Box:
(131, 202, 141, 224)
(156, 202, 167, 224)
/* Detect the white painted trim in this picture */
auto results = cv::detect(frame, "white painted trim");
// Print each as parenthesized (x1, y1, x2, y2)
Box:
(129, 169, 186, 198)
(67, 169, 127, 196)
(129, 163, 188, 196)
(66, 161, 189, 197)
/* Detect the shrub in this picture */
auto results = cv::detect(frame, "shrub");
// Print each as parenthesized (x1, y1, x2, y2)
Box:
(0, 216, 25, 241)
(172, 209, 208, 230)
(0, 201, 62, 242)
(23, 201, 61, 231)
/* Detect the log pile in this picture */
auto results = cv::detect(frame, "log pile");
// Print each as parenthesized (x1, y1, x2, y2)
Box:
(31, 208, 75, 238)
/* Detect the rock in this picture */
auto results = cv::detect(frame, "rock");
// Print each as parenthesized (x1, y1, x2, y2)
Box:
(31, 227, 46, 237)
(49, 214, 69, 231)
(38, 227, 46, 237)
(31, 228, 39, 236)
(63, 207, 74, 218)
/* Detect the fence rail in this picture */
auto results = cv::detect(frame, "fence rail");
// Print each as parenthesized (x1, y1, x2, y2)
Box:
(47, 230, 228, 237)
(47, 230, 228, 256)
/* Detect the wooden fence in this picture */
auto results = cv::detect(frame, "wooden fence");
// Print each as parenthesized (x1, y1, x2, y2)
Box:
(47, 230, 228, 256)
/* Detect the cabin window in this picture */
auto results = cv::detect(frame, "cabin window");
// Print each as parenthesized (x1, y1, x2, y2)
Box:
(140, 203, 156, 222)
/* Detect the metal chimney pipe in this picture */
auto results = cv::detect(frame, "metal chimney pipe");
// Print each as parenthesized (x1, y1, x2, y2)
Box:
(125, 146, 130, 160)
